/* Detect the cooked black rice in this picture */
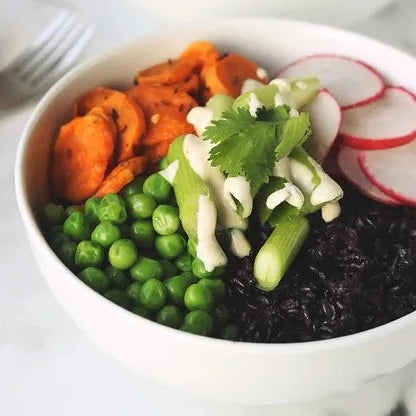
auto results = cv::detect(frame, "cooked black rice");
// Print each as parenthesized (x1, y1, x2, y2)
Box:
(226, 182, 416, 343)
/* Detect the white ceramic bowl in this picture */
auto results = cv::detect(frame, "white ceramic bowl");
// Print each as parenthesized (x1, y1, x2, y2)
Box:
(15, 19, 416, 412)
(125, 0, 394, 27)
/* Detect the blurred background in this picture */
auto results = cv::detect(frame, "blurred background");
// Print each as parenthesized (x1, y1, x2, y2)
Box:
(1, 0, 416, 415)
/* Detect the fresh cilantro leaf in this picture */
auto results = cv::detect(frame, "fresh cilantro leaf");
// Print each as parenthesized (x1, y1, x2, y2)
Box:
(203, 106, 311, 188)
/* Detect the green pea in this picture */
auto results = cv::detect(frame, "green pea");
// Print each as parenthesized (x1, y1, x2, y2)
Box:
(139, 278, 167, 310)
(143, 173, 171, 202)
(152, 205, 180, 236)
(182, 310, 213, 336)
(164, 272, 198, 305)
(50, 232, 69, 251)
(160, 260, 179, 278)
(175, 252, 192, 272)
(184, 283, 214, 312)
(187, 238, 197, 258)
(121, 177, 145, 199)
(156, 305, 183, 329)
(63, 211, 91, 241)
(155, 234, 185, 259)
(212, 304, 230, 329)
(126, 193, 157, 220)
(198, 278, 226, 302)
(191, 258, 225, 279)
(41, 203, 64, 225)
(47, 224, 63, 239)
(131, 305, 151, 319)
(56, 241, 77, 269)
(98, 194, 127, 224)
(130, 257, 163, 282)
(78, 267, 109, 293)
(105, 266, 129, 290)
(104, 289, 132, 309)
(126, 282, 142, 305)
(75, 241, 104, 268)
(64, 205, 82, 220)
(91, 221, 121, 248)
(129, 220, 154, 248)
(85, 197, 101, 225)
(159, 157, 169, 170)
(222, 324, 239, 341)
(108, 239, 138, 270)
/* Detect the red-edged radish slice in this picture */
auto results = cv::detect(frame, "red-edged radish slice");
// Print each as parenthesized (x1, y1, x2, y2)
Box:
(277, 54, 385, 109)
(303, 89, 341, 163)
(337, 146, 401, 205)
(340, 87, 416, 150)
(358, 140, 416, 206)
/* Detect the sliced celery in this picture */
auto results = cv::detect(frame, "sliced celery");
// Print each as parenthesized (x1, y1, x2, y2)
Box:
(254, 216, 310, 291)
(206, 94, 234, 120)
(255, 177, 286, 224)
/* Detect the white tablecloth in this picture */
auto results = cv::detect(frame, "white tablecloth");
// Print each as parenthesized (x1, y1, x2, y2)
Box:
(2, 1, 416, 415)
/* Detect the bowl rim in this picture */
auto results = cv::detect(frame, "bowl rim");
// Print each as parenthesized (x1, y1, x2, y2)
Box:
(15, 16, 416, 353)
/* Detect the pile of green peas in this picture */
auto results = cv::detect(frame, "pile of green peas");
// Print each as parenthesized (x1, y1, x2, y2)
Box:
(41, 166, 239, 340)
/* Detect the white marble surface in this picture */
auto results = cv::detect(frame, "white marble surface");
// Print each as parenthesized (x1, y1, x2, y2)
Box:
(2, 1, 416, 415)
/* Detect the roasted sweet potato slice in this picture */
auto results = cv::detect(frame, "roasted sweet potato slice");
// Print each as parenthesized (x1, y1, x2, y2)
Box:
(136, 58, 197, 86)
(174, 73, 200, 95)
(141, 141, 170, 162)
(180, 40, 219, 68)
(202, 54, 264, 98)
(143, 108, 194, 146)
(127, 84, 197, 118)
(94, 156, 147, 198)
(74, 87, 146, 162)
(51, 109, 116, 203)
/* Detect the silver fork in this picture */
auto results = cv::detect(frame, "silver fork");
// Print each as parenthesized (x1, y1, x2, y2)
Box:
(0, 10, 94, 108)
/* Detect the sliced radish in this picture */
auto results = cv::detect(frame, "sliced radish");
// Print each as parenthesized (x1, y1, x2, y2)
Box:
(303, 89, 341, 163)
(337, 146, 401, 205)
(340, 87, 416, 150)
(358, 140, 416, 206)
(277, 54, 385, 109)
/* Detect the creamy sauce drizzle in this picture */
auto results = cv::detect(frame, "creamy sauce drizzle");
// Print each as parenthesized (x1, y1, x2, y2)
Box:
(272, 157, 290, 180)
(196, 195, 227, 271)
(321, 201, 341, 222)
(223, 176, 253, 218)
(241, 78, 264, 94)
(269, 78, 291, 91)
(296, 81, 308, 90)
(229, 229, 251, 258)
(159, 160, 179, 185)
(183, 134, 247, 231)
(186, 106, 213, 138)
(256, 67, 268, 80)
(247, 92, 263, 117)
(266, 182, 304, 210)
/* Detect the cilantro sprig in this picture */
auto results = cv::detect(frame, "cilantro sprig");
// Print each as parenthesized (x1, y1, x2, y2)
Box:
(203, 106, 311, 189)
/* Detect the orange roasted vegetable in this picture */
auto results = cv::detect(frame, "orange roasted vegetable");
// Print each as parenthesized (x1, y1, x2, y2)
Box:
(127, 83, 197, 118)
(180, 40, 219, 68)
(142, 141, 170, 162)
(51, 108, 116, 203)
(136, 58, 197, 86)
(143, 109, 194, 146)
(94, 156, 147, 198)
(174, 73, 200, 95)
(202, 54, 264, 98)
(74, 87, 146, 162)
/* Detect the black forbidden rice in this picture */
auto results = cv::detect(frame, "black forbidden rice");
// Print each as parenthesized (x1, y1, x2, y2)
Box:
(226, 182, 416, 343)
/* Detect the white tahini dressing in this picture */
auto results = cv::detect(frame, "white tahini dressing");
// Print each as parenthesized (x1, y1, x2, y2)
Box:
(270, 77, 299, 112)
(229, 229, 251, 258)
(241, 78, 264, 94)
(289, 108, 300, 118)
(288, 158, 316, 196)
(307, 156, 343, 206)
(247, 92, 263, 117)
(159, 160, 179, 185)
(223, 176, 253, 218)
(266, 183, 304, 210)
(269, 78, 291, 91)
(196, 195, 227, 271)
(186, 106, 213, 138)
(256, 67, 268, 80)
(183, 134, 247, 230)
(272, 157, 290, 180)
(321, 201, 341, 222)
(295, 81, 308, 90)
